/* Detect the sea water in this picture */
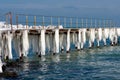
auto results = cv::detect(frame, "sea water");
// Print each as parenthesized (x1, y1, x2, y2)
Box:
(1, 45, 120, 80)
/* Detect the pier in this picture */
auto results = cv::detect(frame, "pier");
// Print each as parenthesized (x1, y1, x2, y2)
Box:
(0, 12, 119, 60)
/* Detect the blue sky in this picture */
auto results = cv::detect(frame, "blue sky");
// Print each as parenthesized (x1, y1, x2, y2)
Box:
(0, 0, 120, 24)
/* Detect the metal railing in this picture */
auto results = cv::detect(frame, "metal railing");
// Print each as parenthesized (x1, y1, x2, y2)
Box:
(0, 12, 118, 29)
(15, 14, 115, 28)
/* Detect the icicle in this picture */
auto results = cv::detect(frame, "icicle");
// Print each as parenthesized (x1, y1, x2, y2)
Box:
(71, 33, 74, 43)
(0, 59, 3, 73)
(117, 28, 120, 36)
(66, 29, 71, 52)
(96, 28, 102, 47)
(81, 28, 86, 49)
(89, 28, 95, 47)
(54, 28, 59, 53)
(0, 32, 3, 59)
(32, 35, 39, 53)
(13, 33, 22, 57)
(109, 28, 115, 45)
(41, 29, 46, 55)
(74, 33, 78, 48)
(77, 29, 81, 50)
(49, 33, 53, 52)
(22, 30, 29, 57)
(46, 34, 50, 52)
(7, 31, 13, 59)
(102, 28, 109, 45)
(59, 33, 64, 51)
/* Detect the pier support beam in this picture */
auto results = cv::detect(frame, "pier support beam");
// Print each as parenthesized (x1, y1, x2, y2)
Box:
(59, 34, 64, 51)
(22, 30, 29, 57)
(89, 28, 95, 48)
(81, 28, 86, 49)
(40, 29, 46, 55)
(66, 29, 71, 53)
(54, 29, 59, 53)
(96, 28, 102, 47)
(7, 31, 13, 59)
(77, 29, 81, 50)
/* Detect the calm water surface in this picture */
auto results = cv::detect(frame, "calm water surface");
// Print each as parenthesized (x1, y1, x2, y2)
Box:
(2, 46, 120, 80)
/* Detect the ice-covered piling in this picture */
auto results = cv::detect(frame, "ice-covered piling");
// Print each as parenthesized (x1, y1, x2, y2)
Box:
(77, 29, 81, 50)
(21, 30, 29, 57)
(96, 28, 102, 47)
(89, 28, 95, 48)
(54, 28, 59, 53)
(81, 28, 86, 49)
(13, 32, 22, 58)
(7, 31, 13, 59)
(40, 29, 46, 55)
(66, 29, 71, 53)
(109, 28, 116, 45)
(102, 28, 109, 46)
(0, 59, 3, 73)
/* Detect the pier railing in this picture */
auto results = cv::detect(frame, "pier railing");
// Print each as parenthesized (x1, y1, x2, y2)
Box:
(0, 12, 117, 29)
(15, 14, 114, 29)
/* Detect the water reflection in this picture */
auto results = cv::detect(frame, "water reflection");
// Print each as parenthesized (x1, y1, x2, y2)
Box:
(22, 57, 30, 72)
(51, 54, 60, 63)
(66, 53, 71, 62)
(3, 46, 120, 80)
(40, 56, 46, 62)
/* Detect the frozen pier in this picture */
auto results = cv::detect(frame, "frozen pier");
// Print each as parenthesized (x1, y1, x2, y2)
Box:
(0, 12, 120, 60)
(0, 12, 120, 73)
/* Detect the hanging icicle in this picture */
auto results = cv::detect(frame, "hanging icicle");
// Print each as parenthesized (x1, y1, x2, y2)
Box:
(59, 33, 64, 51)
(66, 29, 71, 53)
(109, 28, 116, 45)
(13, 32, 22, 58)
(96, 28, 102, 47)
(89, 28, 95, 48)
(46, 34, 50, 52)
(40, 29, 46, 55)
(81, 28, 86, 49)
(102, 28, 109, 46)
(21, 30, 29, 57)
(0, 59, 3, 73)
(74, 32, 78, 49)
(77, 29, 81, 50)
(117, 28, 120, 36)
(7, 31, 13, 59)
(0, 31, 3, 59)
(54, 28, 59, 53)
(31, 35, 39, 54)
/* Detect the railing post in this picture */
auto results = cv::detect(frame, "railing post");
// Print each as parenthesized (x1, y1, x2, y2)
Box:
(98, 19, 101, 28)
(81, 18, 83, 28)
(70, 17, 72, 28)
(86, 18, 87, 28)
(9, 12, 12, 30)
(106, 20, 108, 28)
(76, 18, 78, 28)
(95, 19, 97, 28)
(26, 16, 28, 29)
(50, 16, 52, 25)
(42, 16, 44, 27)
(34, 16, 36, 27)
(64, 17, 66, 28)
(90, 18, 92, 28)
(16, 15, 18, 28)
(58, 16, 60, 26)
(103, 19, 105, 28)
(6, 14, 8, 28)
(109, 20, 112, 28)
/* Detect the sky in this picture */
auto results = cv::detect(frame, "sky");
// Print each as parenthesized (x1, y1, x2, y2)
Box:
(0, 0, 120, 24)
